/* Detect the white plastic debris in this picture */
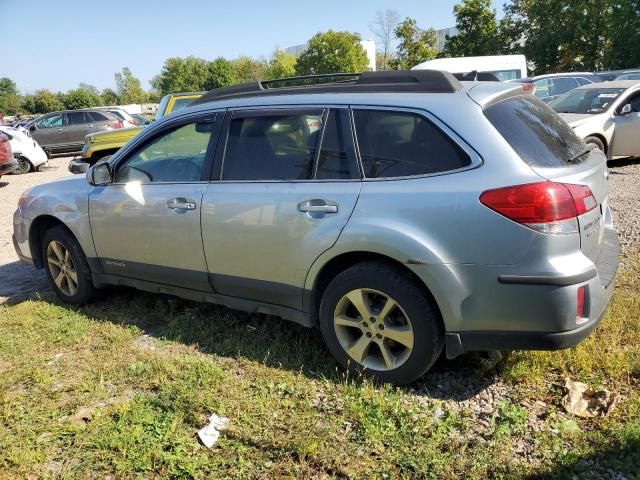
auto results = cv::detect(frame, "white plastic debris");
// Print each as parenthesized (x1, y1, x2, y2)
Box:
(561, 378, 620, 418)
(197, 413, 230, 448)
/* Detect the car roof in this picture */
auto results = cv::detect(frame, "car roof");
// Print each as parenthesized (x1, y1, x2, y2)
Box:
(576, 80, 640, 89)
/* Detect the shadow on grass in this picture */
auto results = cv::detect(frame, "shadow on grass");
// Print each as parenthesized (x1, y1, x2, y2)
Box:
(524, 437, 640, 479)
(3, 270, 504, 400)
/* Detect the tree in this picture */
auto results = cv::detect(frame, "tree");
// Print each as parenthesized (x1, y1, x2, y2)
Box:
(151, 56, 210, 95)
(391, 18, 437, 70)
(296, 30, 369, 75)
(62, 85, 103, 110)
(205, 57, 236, 89)
(442, 0, 502, 57)
(606, 0, 640, 69)
(265, 50, 297, 79)
(233, 56, 268, 83)
(369, 9, 400, 70)
(30, 89, 64, 113)
(114, 67, 147, 104)
(0, 77, 21, 115)
(101, 88, 119, 105)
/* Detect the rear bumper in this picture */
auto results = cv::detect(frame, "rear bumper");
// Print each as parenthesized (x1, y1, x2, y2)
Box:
(445, 228, 620, 358)
(0, 159, 18, 175)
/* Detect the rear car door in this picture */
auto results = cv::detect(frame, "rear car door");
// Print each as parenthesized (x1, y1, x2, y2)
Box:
(64, 111, 92, 148)
(89, 112, 222, 290)
(611, 90, 640, 157)
(201, 107, 361, 310)
(86, 111, 115, 134)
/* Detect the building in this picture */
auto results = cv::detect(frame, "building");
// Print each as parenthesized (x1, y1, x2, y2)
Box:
(285, 39, 377, 72)
(436, 27, 459, 52)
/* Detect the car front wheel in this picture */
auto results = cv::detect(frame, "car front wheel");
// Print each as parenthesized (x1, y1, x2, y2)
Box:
(319, 261, 444, 385)
(42, 225, 95, 304)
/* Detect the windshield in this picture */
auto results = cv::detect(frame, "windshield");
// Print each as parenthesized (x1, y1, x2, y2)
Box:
(616, 73, 640, 80)
(550, 88, 625, 114)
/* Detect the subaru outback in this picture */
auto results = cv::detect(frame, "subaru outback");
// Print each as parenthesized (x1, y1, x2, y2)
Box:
(13, 71, 619, 385)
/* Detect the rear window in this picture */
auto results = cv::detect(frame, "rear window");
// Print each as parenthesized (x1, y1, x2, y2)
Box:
(87, 111, 109, 122)
(484, 95, 585, 168)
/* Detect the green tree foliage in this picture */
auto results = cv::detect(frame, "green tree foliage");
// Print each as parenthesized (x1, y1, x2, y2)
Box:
(0, 77, 22, 115)
(501, 0, 640, 73)
(442, 0, 502, 57)
(115, 68, 148, 104)
(27, 90, 64, 114)
(101, 88, 119, 105)
(205, 57, 236, 89)
(233, 56, 268, 83)
(296, 30, 369, 75)
(151, 56, 210, 95)
(62, 85, 103, 110)
(391, 18, 437, 69)
(265, 50, 297, 80)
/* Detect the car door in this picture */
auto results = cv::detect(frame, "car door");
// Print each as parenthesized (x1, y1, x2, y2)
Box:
(611, 90, 640, 157)
(85, 111, 113, 134)
(31, 113, 65, 150)
(89, 111, 222, 291)
(201, 107, 361, 310)
(64, 111, 93, 149)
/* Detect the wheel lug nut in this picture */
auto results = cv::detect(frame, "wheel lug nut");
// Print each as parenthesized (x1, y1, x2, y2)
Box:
(369, 317, 376, 323)
(379, 325, 384, 330)
(366, 332, 372, 338)
(376, 333, 382, 339)
(362, 322, 368, 327)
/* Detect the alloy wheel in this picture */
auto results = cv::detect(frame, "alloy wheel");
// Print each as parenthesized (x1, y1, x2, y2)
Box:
(15, 157, 31, 174)
(333, 288, 414, 371)
(46, 240, 78, 296)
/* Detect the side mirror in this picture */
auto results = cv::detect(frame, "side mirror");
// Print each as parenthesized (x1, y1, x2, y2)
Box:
(29, 125, 36, 132)
(619, 103, 632, 115)
(87, 161, 112, 185)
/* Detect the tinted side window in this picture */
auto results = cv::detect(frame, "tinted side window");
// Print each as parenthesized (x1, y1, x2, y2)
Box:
(316, 109, 359, 179)
(485, 95, 585, 167)
(353, 110, 471, 178)
(66, 112, 87, 125)
(35, 114, 63, 128)
(551, 78, 578, 96)
(87, 111, 109, 122)
(222, 112, 323, 181)
(115, 121, 216, 183)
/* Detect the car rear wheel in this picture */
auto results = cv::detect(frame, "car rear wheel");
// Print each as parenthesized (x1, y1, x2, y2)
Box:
(12, 156, 32, 175)
(585, 136, 605, 154)
(42, 226, 95, 304)
(319, 261, 444, 385)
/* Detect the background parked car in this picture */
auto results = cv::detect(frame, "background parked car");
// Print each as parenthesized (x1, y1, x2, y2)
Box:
(510, 73, 604, 102)
(615, 71, 640, 81)
(77, 92, 203, 165)
(96, 108, 138, 127)
(26, 110, 123, 157)
(0, 131, 18, 178)
(550, 80, 640, 158)
(131, 114, 152, 125)
(0, 125, 48, 174)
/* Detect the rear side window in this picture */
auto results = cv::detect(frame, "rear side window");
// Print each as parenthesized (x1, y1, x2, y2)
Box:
(316, 109, 359, 179)
(108, 110, 126, 121)
(353, 110, 471, 178)
(87, 111, 109, 122)
(485, 95, 585, 167)
(66, 112, 87, 125)
(551, 77, 578, 96)
(222, 111, 323, 181)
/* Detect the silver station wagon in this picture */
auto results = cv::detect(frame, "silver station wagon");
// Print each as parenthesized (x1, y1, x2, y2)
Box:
(13, 71, 620, 384)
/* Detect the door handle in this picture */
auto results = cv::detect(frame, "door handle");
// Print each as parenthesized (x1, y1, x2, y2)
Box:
(167, 198, 196, 210)
(297, 199, 338, 214)
(57, 128, 63, 131)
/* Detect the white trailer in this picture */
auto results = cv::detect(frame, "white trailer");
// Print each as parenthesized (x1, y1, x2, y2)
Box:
(412, 55, 527, 81)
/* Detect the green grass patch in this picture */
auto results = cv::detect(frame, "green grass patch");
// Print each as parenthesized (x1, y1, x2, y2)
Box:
(1, 259, 639, 478)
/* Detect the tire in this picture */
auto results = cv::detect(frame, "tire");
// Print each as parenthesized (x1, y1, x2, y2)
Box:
(42, 225, 95, 304)
(11, 156, 32, 175)
(585, 136, 605, 154)
(319, 261, 444, 385)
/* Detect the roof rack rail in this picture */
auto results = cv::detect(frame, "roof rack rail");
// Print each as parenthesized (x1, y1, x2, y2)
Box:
(192, 70, 463, 106)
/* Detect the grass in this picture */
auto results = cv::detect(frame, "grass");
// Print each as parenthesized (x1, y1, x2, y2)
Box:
(0, 259, 639, 478)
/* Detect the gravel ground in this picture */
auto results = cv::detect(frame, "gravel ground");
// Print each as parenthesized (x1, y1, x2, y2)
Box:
(607, 158, 640, 262)
(0, 156, 73, 303)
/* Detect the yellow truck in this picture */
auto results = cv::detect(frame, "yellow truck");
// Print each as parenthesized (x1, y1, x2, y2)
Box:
(79, 92, 203, 164)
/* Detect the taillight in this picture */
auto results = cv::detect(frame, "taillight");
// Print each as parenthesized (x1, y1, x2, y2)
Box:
(113, 121, 123, 129)
(520, 82, 536, 94)
(479, 181, 597, 234)
(127, 119, 136, 126)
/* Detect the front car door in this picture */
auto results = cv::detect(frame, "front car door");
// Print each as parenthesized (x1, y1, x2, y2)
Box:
(201, 107, 361, 310)
(89, 112, 222, 290)
(31, 113, 65, 151)
(611, 89, 640, 157)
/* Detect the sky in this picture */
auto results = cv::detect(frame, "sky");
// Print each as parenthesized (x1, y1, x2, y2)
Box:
(1, 0, 503, 94)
